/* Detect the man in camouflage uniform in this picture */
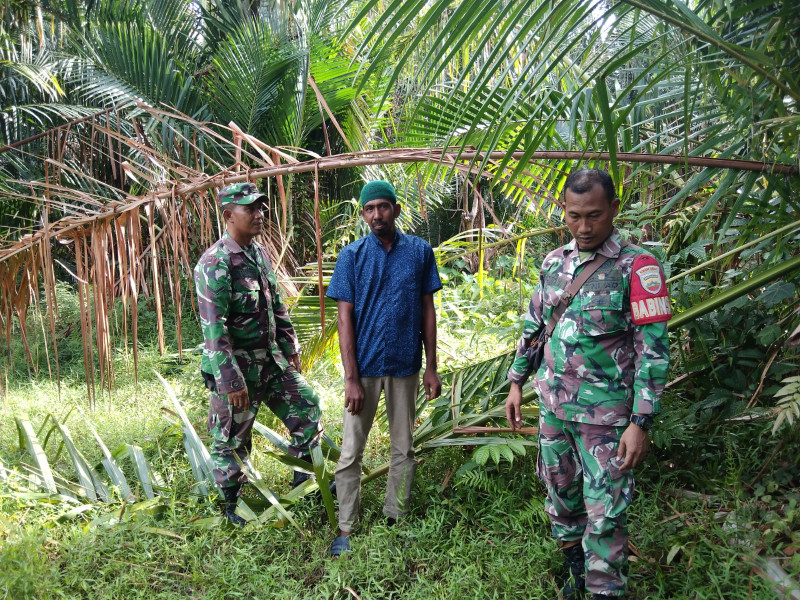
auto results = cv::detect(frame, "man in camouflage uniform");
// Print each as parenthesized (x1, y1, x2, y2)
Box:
(195, 182, 323, 526)
(505, 169, 671, 599)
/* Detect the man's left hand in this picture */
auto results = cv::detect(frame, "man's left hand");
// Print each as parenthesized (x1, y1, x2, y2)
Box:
(617, 422, 649, 471)
(423, 368, 441, 400)
(289, 353, 302, 373)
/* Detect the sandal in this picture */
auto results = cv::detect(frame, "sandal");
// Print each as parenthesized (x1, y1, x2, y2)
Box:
(330, 535, 351, 557)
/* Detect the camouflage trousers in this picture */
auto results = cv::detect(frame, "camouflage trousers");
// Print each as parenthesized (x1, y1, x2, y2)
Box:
(537, 409, 634, 597)
(207, 365, 323, 489)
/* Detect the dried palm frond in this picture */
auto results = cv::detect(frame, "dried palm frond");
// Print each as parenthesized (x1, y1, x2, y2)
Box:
(1, 104, 797, 404)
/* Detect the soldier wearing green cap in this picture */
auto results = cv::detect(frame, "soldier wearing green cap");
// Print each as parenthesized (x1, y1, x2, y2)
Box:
(194, 182, 324, 526)
(505, 169, 671, 599)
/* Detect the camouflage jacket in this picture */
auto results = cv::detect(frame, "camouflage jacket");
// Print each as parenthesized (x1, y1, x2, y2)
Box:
(507, 228, 671, 426)
(194, 234, 299, 394)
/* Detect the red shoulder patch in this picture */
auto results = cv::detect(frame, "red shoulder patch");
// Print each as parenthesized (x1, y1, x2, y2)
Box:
(630, 254, 672, 324)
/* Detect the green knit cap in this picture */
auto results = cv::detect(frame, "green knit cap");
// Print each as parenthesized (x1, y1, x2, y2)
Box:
(360, 180, 396, 206)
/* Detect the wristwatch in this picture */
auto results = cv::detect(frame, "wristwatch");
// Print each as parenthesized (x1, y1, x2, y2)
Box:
(630, 414, 653, 431)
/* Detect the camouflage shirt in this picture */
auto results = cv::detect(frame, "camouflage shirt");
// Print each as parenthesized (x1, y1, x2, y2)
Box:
(508, 228, 671, 426)
(195, 233, 299, 394)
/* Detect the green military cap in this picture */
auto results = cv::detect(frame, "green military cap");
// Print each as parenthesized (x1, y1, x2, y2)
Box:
(218, 182, 266, 206)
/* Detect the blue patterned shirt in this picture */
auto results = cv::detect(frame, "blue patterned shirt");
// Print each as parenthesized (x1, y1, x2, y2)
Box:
(326, 231, 442, 377)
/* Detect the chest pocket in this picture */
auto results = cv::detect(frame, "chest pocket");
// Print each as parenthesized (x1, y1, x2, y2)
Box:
(580, 289, 626, 336)
(230, 267, 264, 314)
(543, 274, 573, 307)
(395, 266, 422, 292)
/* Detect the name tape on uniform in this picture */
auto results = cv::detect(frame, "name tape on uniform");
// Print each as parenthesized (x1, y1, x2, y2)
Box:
(630, 254, 672, 325)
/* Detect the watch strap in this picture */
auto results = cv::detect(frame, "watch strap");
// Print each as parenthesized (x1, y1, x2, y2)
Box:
(630, 414, 653, 431)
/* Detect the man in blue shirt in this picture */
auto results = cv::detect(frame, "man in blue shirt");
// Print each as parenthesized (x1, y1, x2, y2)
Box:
(326, 180, 442, 556)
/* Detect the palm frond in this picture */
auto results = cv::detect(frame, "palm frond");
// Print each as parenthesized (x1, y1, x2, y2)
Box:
(155, 371, 216, 497)
(205, 17, 301, 144)
(51, 415, 112, 502)
(15, 416, 59, 494)
(344, 0, 798, 246)
(65, 12, 204, 116)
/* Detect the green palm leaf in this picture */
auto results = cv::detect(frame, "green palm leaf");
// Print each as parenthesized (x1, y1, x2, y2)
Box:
(344, 0, 798, 245)
(65, 2, 204, 115)
(14, 416, 58, 494)
(51, 416, 112, 502)
(125, 444, 159, 500)
(205, 17, 301, 143)
(82, 418, 134, 502)
(155, 371, 216, 497)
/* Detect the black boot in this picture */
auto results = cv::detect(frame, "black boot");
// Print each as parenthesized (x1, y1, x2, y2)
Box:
(221, 485, 246, 527)
(291, 454, 314, 489)
(559, 543, 586, 599)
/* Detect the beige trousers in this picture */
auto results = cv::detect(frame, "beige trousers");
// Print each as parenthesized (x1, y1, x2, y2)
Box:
(335, 372, 420, 533)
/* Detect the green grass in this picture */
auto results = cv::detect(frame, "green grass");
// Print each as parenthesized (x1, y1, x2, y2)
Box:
(1, 431, 794, 599)
(2, 353, 188, 471)
(1, 307, 799, 598)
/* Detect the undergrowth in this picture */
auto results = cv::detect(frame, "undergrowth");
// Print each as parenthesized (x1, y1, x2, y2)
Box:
(2, 368, 799, 599)
(1, 281, 799, 599)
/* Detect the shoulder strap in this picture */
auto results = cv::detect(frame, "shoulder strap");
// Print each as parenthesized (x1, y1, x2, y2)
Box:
(545, 254, 611, 336)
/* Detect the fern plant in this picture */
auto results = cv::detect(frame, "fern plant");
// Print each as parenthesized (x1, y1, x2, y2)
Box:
(772, 376, 800, 435)
(472, 439, 527, 467)
(453, 461, 501, 495)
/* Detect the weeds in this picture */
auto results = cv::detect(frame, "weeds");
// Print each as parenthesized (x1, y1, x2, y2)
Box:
(2, 379, 799, 599)
(2, 291, 799, 599)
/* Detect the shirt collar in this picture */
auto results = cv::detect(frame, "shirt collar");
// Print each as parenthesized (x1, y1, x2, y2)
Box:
(565, 227, 623, 265)
(221, 232, 245, 254)
(369, 229, 402, 251)
(221, 233, 259, 264)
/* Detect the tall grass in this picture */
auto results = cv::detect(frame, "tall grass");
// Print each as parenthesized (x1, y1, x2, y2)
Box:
(2, 274, 798, 599)
(3, 358, 798, 599)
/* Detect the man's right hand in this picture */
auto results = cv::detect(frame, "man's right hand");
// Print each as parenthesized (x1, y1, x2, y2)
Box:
(344, 379, 365, 416)
(227, 388, 250, 411)
(505, 383, 524, 430)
